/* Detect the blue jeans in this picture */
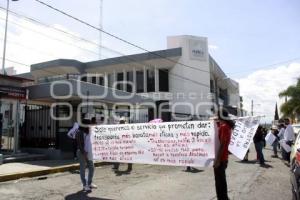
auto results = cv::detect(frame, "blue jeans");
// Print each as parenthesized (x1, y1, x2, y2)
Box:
(255, 141, 265, 164)
(77, 150, 94, 186)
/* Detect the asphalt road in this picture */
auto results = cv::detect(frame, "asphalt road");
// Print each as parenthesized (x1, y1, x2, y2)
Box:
(0, 146, 292, 200)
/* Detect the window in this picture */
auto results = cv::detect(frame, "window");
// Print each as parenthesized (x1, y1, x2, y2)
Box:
(81, 76, 87, 82)
(210, 80, 214, 93)
(92, 76, 97, 84)
(126, 71, 133, 92)
(98, 76, 104, 86)
(136, 71, 144, 93)
(147, 69, 155, 92)
(159, 69, 169, 92)
(107, 74, 113, 88)
(117, 72, 124, 90)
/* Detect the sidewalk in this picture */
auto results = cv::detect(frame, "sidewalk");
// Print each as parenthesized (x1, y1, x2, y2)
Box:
(0, 160, 103, 182)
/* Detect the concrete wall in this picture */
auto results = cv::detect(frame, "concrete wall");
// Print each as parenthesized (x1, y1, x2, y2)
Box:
(167, 35, 212, 118)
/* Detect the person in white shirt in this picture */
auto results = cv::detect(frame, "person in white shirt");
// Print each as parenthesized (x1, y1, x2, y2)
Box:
(282, 118, 295, 162)
(277, 124, 285, 158)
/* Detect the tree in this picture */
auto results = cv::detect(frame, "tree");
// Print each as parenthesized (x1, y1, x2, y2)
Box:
(279, 78, 300, 122)
(274, 103, 279, 121)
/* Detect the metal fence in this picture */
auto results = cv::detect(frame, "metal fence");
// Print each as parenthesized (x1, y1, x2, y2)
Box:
(20, 105, 57, 148)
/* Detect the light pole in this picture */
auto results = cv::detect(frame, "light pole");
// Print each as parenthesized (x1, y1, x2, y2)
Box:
(1, 0, 19, 75)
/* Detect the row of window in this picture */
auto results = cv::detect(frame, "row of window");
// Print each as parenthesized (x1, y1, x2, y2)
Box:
(81, 69, 169, 93)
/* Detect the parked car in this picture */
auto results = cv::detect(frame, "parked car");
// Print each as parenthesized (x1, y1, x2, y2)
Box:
(290, 133, 300, 200)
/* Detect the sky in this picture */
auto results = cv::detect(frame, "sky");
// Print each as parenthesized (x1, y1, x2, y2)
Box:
(0, 0, 299, 122)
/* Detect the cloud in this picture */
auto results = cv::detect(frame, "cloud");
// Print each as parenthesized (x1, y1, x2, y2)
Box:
(0, 10, 104, 74)
(237, 63, 300, 123)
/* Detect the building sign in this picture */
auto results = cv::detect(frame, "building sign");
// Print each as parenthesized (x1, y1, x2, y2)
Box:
(189, 39, 208, 61)
(0, 85, 26, 99)
(91, 120, 216, 167)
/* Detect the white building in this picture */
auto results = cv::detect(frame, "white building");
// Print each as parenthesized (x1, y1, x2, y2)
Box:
(16, 35, 240, 158)
(19, 35, 240, 122)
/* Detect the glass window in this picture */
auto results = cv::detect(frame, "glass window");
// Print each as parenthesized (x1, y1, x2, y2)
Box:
(147, 69, 155, 92)
(117, 72, 124, 90)
(136, 71, 144, 93)
(107, 74, 113, 88)
(210, 80, 214, 93)
(98, 76, 104, 86)
(126, 71, 133, 92)
(159, 69, 169, 92)
(81, 76, 87, 82)
(92, 76, 97, 84)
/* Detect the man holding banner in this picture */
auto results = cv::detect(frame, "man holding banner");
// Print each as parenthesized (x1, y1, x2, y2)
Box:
(213, 110, 235, 200)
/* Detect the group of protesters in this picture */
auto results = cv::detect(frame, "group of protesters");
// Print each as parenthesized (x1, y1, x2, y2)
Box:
(245, 118, 295, 168)
(271, 118, 295, 163)
(66, 111, 298, 200)
(66, 109, 235, 199)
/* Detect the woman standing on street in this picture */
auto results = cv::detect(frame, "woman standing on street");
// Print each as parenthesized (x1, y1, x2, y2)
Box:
(254, 125, 265, 166)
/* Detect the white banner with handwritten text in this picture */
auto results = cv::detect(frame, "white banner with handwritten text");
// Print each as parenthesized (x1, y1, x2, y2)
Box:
(229, 117, 261, 160)
(91, 121, 216, 167)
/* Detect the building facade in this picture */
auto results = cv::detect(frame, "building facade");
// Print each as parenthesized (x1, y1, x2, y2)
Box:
(16, 35, 240, 158)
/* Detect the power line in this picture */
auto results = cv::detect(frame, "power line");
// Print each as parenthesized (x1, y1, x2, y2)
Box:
(228, 57, 300, 75)
(0, 7, 210, 88)
(33, 0, 210, 74)
(0, 6, 123, 57)
(0, 57, 30, 67)
(0, 5, 211, 88)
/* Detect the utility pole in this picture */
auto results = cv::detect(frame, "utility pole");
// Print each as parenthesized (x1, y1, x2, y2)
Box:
(99, 0, 103, 60)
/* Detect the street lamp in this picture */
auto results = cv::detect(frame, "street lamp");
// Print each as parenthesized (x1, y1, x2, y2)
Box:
(1, 0, 19, 75)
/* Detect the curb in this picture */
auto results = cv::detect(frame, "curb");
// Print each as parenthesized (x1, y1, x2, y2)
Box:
(0, 161, 105, 183)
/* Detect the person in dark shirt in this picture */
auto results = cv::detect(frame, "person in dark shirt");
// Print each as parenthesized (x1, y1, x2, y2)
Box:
(271, 126, 279, 158)
(214, 109, 235, 200)
(253, 125, 265, 166)
(76, 119, 97, 192)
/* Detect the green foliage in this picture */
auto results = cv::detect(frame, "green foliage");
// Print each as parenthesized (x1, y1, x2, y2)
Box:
(279, 78, 300, 120)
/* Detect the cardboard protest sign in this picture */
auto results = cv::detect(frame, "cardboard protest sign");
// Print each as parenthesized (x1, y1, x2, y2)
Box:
(91, 120, 215, 167)
(229, 117, 261, 160)
(279, 139, 291, 153)
(265, 131, 276, 146)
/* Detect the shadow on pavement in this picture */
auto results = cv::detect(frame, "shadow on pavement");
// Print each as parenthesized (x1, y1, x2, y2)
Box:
(236, 160, 257, 164)
(183, 168, 204, 173)
(260, 163, 273, 168)
(65, 191, 114, 200)
(114, 170, 132, 176)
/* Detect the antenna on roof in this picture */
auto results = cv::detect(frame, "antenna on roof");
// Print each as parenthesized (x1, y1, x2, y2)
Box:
(99, 0, 103, 60)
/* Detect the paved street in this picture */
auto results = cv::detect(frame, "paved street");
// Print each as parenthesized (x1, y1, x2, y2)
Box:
(0, 146, 292, 200)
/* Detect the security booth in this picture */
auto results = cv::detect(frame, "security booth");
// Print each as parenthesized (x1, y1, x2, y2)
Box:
(0, 74, 32, 155)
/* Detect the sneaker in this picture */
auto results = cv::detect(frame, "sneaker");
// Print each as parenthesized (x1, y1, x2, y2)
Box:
(83, 185, 91, 192)
(89, 184, 98, 189)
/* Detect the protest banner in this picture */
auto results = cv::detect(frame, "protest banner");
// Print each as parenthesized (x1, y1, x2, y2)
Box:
(229, 117, 261, 160)
(91, 120, 215, 167)
(265, 131, 276, 146)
